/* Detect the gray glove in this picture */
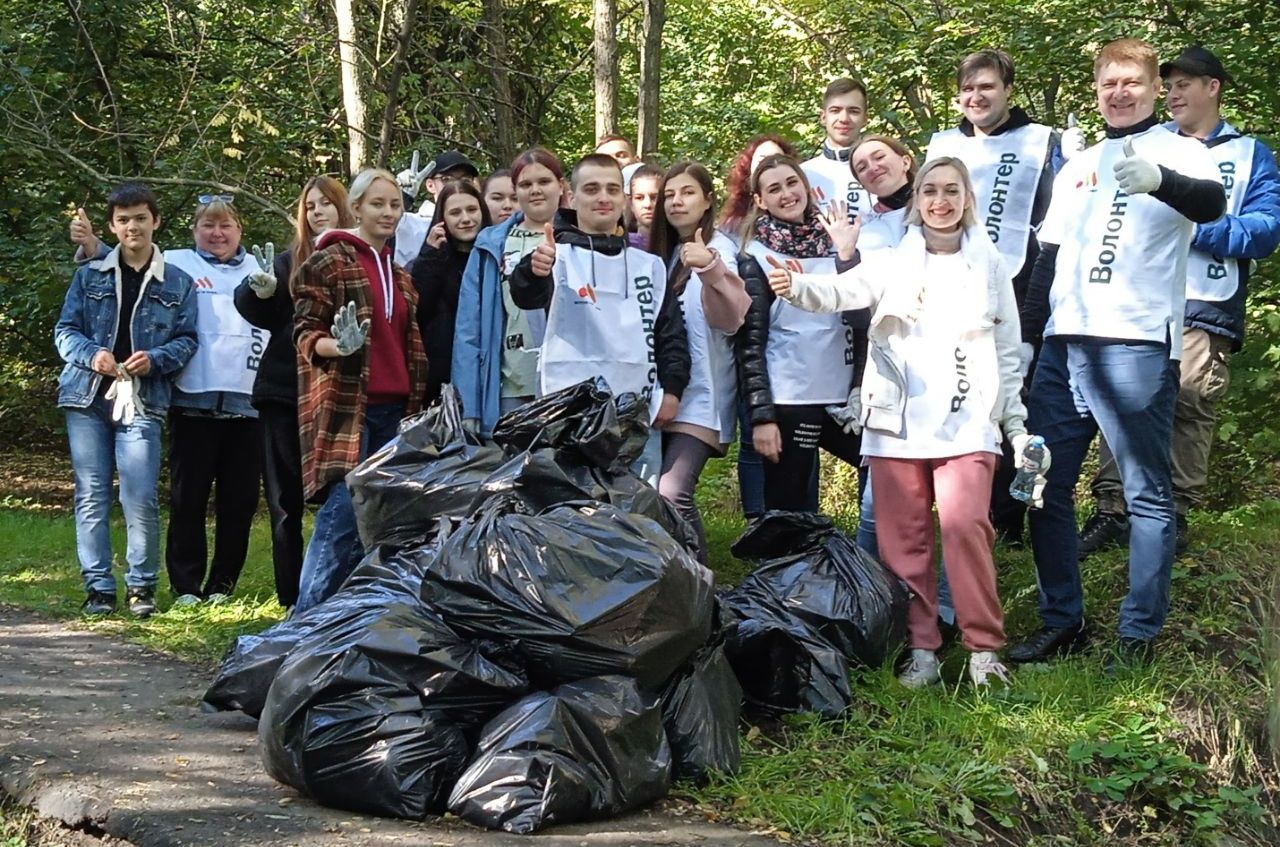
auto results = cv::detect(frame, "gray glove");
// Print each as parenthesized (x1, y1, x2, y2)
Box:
(1114, 138, 1162, 195)
(248, 243, 277, 299)
(331, 301, 371, 356)
(395, 151, 433, 199)
(825, 387, 863, 435)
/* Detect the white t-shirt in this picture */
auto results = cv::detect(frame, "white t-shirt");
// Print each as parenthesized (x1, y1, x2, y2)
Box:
(1039, 124, 1219, 359)
(861, 252, 1002, 460)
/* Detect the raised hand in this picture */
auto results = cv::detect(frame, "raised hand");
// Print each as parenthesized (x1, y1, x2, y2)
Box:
(331, 301, 371, 356)
(1059, 112, 1086, 161)
(396, 151, 434, 198)
(679, 229, 715, 270)
(765, 254, 793, 298)
(426, 222, 448, 250)
(248, 242, 277, 299)
(70, 207, 100, 255)
(530, 223, 556, 277)
(1113, 137, 1162, 195)
(816, 199, 861, 260)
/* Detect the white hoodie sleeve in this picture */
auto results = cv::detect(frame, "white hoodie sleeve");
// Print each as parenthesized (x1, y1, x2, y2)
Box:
(991, 258, 1028, 440)
(782, 260, 884, 314)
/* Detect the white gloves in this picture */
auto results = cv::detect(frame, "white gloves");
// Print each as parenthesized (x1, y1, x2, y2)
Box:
(1113, 137, 1162, 195)
(331, 301, 371, 356)
(248, 243, 277, 299)
(396, 151, 433, 199)
(825, 387, 863, 435)
(1059, 113, 1086, 162)
(104, 371, 146, 426)
(1010, 432, 1051, 510)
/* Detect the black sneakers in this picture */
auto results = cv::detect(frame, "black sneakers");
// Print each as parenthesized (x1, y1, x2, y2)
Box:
(1175, 513, 1189, 556)
(81, 591, 117, 616)
(1078, 511, 1128, 559)
(1007, 622, 1090, 664)
(127, 587, 157, 618)
(1104, 637, 1156, 674)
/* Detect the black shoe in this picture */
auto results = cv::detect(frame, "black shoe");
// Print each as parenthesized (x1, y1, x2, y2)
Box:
(938, 616, 960, 648)
(1078, 511, 1128, 559)
(1007, 622, 1089, 664)
(1104, 637, 1155, 674)
(1175, 514, 1189, 556)
(81, 591, 117, 616)
(126, 587, 156, 618)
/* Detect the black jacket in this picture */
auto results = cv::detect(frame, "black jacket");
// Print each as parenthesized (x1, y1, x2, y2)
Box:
(411, 240, 471, 390)
(509, 209, 690, 399)
(232, 248, 297, 408)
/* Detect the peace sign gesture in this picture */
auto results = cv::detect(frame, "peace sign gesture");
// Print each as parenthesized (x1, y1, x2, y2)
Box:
(248, 242, 277, 299)
(816, 199, 861, 261)
(396, 151, 434, 198)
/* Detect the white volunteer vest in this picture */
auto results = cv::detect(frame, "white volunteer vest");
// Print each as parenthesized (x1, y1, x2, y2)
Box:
(802, 153, 875, 223)
(858, 207, 908, 255)
(1186, 127, 1253, 302)
(166, 249, 265, 396)
(927, 123, 1052, 275)
(1040, 126, 1220, 359)
(540, 244, 668, 423)
(746, 241, 854, 405)
(673, 232, 739, 443)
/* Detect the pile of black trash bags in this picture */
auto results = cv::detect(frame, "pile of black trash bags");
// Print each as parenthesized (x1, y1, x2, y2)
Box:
(203, 379, 910, 834)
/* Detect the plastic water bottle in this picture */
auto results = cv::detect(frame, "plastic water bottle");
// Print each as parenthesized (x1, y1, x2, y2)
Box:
(1009, 436, 1046, 505)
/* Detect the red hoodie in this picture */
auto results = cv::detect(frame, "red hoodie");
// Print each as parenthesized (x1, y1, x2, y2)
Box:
(317, 229, 411, 404)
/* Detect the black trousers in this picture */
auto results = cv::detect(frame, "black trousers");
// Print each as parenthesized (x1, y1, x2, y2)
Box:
(166, 412, 262, 597)
(258, 403, 305, 607)
(989, 436, 1026, 538)
(763, 404, 862, 512)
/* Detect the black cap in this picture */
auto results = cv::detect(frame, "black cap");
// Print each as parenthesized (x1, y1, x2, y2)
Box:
(1159, 46, 1232, 84)
(427, 150, 479, 178)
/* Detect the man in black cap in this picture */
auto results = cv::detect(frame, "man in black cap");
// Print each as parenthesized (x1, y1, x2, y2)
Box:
(417, 150, 481, 220)
(1080, 46, 1280, 558)
(393, 149, 480, 266)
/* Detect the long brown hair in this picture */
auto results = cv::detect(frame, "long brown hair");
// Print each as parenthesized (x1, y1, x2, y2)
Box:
(718, 134, 798, 231)
(648, 162, 717, 295)
(737, 154, 814, 249)
(288, 176, 353, 293)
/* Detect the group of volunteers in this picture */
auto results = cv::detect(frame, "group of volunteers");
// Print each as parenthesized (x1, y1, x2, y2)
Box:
(55, 37, 1279, 689)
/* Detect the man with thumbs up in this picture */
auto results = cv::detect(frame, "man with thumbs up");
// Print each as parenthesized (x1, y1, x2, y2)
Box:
(1010, 38, 1226, 669)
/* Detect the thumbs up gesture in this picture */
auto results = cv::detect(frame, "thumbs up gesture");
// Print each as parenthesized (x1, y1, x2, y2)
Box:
(1059, 112, 1086, 161)
(679, 229, 715, 270)
(70, 207, 101, 256)
(530, 222, 557, 277)
(765, 254, 793, 298)
(1113, 137, 1162, 195)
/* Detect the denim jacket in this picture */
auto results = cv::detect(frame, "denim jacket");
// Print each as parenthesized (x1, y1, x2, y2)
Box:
(55, 246, 198, 415)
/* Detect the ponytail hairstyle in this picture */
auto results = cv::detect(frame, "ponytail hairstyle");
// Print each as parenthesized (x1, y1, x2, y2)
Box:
(288, 175, 353, 294)
(738, 154, 814, 248)
(719, 133, 798, 231)
(648, 162, 717, 295)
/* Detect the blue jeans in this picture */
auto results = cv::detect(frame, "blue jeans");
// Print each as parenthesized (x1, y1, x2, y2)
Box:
(295, 402, 404, 613)
(737, 400, 766, 518)
(65, 399, 163, 594)
(856, 465, 877, 555)
(1027, 339, 1179, 640)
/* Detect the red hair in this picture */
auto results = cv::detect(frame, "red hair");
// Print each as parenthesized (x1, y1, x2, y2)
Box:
(510, 147, 565, 186)
(718, 134, 798, 230)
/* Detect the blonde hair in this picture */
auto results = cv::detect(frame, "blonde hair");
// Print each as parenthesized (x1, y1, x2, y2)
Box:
(1094, 38, 1159, 82)
(347, 168, 400, 214)
(905, 157, 978, 228)
(192, 198, 241, 228)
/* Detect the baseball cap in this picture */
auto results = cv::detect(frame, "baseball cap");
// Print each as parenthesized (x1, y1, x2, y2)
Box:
(1159, 46, 1232, 84)
(428, 150, 479, 178)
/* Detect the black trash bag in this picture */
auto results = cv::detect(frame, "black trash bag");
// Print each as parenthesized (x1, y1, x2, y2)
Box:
(259, 600, 529, 818)
(490, 377, 649, 471)
(202, 545, 432, 718)
(421, 502, 715, 689)
(347, 384, 506, 549)
(448, 676, 672, 834)
(729, 511, 909, 669)
(659, 640, 743, 783)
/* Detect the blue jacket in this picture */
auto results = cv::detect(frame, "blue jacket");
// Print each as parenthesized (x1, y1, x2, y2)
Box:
(1171, 120, 1280, 348)
(450, 212, 546, 435)
(55, 246, 198, 414)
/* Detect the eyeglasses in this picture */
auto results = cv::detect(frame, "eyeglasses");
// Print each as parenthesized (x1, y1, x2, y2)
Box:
(197, 194, 235, 205)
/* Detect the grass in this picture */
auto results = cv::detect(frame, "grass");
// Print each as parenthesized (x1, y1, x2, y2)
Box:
(1, 449, 1278, 845)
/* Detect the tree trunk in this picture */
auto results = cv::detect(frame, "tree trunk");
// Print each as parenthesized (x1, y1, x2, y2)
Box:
(592, 0, 618, 141)
(335, 0, 368, 175)
(637, 0, 664, 158)
(376, 0, 421, 169)
(483, 0, 519, 166)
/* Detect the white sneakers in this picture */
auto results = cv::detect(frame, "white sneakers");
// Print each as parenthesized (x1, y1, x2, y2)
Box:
(897, 649, 1013, 688)
(172, 594, 202, 608)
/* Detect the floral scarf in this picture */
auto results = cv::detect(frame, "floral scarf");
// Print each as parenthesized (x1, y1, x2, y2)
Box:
(753, 206, 833, 259)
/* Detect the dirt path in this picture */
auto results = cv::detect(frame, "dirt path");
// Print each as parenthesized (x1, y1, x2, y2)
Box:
(0, 605, 777, 847)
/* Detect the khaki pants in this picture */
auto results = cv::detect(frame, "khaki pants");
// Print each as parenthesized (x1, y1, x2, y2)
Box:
(1092, 328, 1233, 515)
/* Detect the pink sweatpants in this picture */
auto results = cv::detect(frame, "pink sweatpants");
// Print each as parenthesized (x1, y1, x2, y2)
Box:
(869, 452, 1004, 652)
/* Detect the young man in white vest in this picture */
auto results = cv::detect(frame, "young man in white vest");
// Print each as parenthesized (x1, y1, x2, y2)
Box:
(1079, 45, 1280, 558)
(509, 153, 690, 486)
(802, 77, 874, 222)
(1011, 38, 1226, 669)
(926, 48, 1084, 548)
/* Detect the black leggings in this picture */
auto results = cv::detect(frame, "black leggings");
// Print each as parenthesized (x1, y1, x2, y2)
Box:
(258, 403, 305, 607)
(762, 404, 861, 512)
(658, 432, 718, 563)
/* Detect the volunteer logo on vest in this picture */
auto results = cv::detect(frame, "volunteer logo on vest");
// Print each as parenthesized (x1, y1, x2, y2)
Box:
(574, 283, 598, 306)
(1075, 172, 1099, 191)
(194, 277, 215, 290)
